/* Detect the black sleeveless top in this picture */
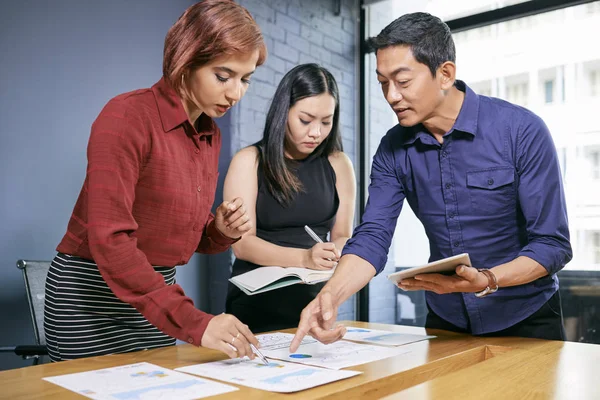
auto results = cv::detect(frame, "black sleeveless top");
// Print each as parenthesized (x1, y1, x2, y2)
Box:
(225, 148, 339, 333)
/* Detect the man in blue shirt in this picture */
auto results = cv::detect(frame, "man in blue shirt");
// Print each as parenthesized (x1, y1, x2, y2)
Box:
(290, 12, 572, 351)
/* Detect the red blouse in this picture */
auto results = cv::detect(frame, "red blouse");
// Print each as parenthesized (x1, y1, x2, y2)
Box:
(57, 78, 234, 345)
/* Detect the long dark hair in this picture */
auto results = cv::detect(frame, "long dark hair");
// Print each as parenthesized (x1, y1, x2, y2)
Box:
(256, 63, 342, 206)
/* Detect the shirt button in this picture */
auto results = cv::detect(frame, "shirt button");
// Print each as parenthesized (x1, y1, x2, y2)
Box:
(442, 151, 448, 158)
(487, 178, 494, 185)
(454, 242, 460, 247)
(445, 183, 451, 189)
(188, 338, 194, 344)
(449, 213, 455, 219)
(193, 224, 199, 232)
(194, 149, 200, 154)
(197, 186, 202, 192)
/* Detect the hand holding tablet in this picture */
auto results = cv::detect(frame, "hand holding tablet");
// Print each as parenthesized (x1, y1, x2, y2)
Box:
(387, 253, 472, 284)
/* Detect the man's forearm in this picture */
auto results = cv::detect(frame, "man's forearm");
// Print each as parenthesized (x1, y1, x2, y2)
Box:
(491, 256, 548, 287)
(323, 254, 377, 306)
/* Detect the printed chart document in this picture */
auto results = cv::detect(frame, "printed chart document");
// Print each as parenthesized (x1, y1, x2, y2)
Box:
(229, 266, 333, 295)
(257, 333, 411, 370)
(43, 362, 237, 400)
(176, 358, 360, 393)
(258, 332, 318, 348)
(343, 327, 436, 346)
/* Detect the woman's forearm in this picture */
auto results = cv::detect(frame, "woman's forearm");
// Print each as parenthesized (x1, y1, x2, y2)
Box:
(232, 235, 307, 268)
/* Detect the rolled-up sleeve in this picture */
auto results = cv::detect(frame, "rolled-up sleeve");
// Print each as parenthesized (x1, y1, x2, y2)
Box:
(516, 113, 572, 275)
(342, 134, 405, 274)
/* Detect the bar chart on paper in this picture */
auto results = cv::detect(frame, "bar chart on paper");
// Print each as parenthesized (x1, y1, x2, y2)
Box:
(257, 333, 412, 370)
(343, 328, 436, 346)
(176, 358, 360, 393)
(43, 362, 237, 400)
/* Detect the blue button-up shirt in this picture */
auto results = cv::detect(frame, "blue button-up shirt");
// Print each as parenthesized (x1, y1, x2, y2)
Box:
(343, 80, 572, 334)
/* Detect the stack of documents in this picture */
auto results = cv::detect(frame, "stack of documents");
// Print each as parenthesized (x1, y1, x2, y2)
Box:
(45, 330, 436, 396)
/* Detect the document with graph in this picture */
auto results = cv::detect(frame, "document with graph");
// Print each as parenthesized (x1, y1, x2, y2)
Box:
(43, 362, 237, 400)
(343, 327, 436, 346)
(257, 332, 412, 370)
(176, 358, 360, 393)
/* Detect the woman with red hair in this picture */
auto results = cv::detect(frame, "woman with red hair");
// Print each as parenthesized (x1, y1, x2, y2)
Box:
(43, 0, 267, 361)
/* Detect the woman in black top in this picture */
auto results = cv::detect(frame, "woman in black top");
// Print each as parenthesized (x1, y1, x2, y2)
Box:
(224, 64, 356, 332)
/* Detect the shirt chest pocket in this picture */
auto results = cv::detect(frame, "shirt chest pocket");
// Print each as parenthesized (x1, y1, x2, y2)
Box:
(466, 167, 516, 215)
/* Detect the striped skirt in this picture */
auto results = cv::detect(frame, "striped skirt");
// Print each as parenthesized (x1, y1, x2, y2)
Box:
(44, 253, 176, 362)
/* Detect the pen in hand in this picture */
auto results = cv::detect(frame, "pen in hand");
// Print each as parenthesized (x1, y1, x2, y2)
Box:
(251, 343, 269, 365)
(226, 342, 268, 365)
(304, 225, 338, 266)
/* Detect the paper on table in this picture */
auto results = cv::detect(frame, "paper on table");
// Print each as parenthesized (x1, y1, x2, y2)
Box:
(257, 331, 318, 349)
(257, 333, 411, 370)
(43, 362, 237, 400)
(343, 327, 436, 346)
(176, 358, 360, 393)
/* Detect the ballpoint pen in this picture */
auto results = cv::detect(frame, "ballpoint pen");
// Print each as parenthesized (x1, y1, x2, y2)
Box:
(304, 225, 323, 243)
(251, 343, 269, 365)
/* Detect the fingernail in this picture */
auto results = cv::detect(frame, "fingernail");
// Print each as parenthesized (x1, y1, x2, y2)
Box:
(323, 312, 331, 320)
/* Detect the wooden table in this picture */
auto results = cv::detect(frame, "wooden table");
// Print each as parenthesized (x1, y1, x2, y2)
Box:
(2, 321, 599, 399)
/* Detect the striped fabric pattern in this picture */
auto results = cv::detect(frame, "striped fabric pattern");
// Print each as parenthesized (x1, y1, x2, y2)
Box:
(44, 253, 175, 362)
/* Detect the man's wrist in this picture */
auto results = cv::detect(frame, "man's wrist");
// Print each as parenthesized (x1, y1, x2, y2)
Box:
(322, 283, 343, 309)
(474, 269, 499, 298)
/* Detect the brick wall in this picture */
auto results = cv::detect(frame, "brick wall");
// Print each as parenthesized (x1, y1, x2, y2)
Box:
(232, 0, 358, 163)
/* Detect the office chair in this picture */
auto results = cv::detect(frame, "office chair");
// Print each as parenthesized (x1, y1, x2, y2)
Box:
(0, 260, 51, 365)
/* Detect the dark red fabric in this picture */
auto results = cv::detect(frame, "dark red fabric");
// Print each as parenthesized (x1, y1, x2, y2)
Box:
(57, 78, 235, 345)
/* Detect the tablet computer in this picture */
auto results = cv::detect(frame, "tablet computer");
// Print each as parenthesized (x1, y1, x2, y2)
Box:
(387, 253, 472, 284)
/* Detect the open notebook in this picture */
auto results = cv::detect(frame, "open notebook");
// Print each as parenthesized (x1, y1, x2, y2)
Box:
(229, 267, 334, 296)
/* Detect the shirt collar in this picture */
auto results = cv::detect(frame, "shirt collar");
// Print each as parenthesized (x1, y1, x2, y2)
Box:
(451, 80, 479, 137)
(400, 79, 479, 146)
(151, 77, 215, 136)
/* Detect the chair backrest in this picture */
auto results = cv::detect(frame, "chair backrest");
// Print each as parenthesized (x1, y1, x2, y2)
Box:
(16, 260, 51, 346)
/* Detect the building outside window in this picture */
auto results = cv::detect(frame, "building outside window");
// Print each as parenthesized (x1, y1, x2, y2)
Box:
(544, 79, 554, 103)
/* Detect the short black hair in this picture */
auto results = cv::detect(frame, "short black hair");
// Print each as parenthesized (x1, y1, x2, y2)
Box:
(367, 12, 455, 76)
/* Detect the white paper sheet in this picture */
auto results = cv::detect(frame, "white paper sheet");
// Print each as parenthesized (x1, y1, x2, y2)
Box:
(257, 331, 318, 349)
(343, 327, 436, 346)
(257, 333, 411, 370)
(43, 362, 238, 400)
(176, 358, 360, 393)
